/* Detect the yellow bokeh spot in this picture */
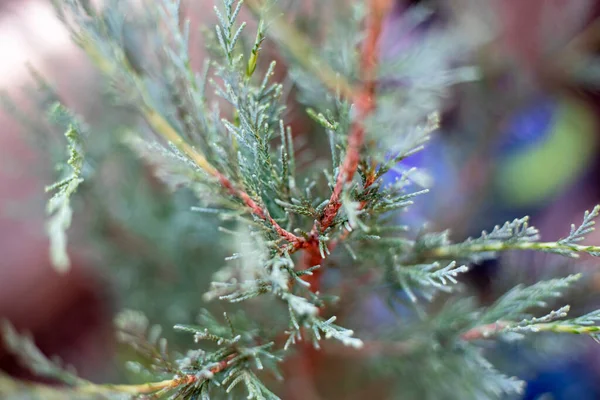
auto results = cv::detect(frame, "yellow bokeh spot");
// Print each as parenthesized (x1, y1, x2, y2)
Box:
(495, 99, 597, 207)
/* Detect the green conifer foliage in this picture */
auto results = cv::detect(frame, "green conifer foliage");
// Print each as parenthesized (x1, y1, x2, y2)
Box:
(3, 1, 600, 398)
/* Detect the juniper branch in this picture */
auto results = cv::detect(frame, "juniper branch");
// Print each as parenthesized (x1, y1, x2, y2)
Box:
(13, 2, 600, 399)
(78, 374, 203, 395)
(56, 1, 302, 247)
(428, 240, 600, 259)
(460, 316, 600, 342)
(421, 209, 600, 260)
(28, 356, 233, 397)
(76, 37, 219, 177)
(318, 0, 391, 232)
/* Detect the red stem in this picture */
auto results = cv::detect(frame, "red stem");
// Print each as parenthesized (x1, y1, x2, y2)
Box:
(460, 322, 510, 341)
(288, 4, 390, 398)
(297, 0, 390, 279)
(317, 0, 389, 232)
(214, 170, 303, 246)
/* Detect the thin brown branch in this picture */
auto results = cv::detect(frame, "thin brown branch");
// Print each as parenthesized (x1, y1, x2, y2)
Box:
(318, 0, 391, 232)
(244, 0, 391, 251)
(214, 170, 303, 245)
(290, 0, 392, 301)
(145, 112, 303, 247)
(79, 354, 235, 396)
(281, 7, 391, 392)
(327, 169, 378, 252)
(460, 322, 511, 341)
(75, 27, 302, 247)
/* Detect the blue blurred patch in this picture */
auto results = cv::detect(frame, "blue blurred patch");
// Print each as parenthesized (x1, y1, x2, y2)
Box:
(497, 98, 558, 156)
(522, 359, 599, 400)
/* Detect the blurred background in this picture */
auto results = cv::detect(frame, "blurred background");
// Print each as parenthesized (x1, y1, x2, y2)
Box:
(2, 0, 600, 398)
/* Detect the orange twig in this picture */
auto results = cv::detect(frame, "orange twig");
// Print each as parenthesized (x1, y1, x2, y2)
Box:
(297, 0, 390, 264)
(285, 5, 391, 396)
(318, 0, 391, 232)
(213, 170, 303, 246)
(460, 322, 510, 341)
(298, 0, 390, 294)
(80, 354, 235, 395)
(75, 12, 302, 249)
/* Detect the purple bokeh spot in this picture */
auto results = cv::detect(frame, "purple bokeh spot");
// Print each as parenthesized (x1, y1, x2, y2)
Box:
(497, 97, 557, 155)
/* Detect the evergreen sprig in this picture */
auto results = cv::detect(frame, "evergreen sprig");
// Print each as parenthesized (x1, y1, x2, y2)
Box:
(560, 204, 600, 246)
(395, 261, 470, 303)
(506, 308, 600, 341)
(478, 274, 582, 325)
(420, 208, 600, 261)
(3, 0, 600, 399)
